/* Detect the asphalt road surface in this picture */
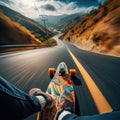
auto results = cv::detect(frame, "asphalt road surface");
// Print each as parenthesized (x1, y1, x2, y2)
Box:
(0, 34, 120, 120)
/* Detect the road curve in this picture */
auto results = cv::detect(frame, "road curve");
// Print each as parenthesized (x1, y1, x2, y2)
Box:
(0, 34, 120, 119)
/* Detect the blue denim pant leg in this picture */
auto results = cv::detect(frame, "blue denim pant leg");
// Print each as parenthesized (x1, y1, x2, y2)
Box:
(0, 76, 41, 120)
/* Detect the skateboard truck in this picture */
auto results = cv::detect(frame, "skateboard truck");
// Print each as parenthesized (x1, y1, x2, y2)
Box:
(59, 68, 66, 76)
(48, 68, 76, 79)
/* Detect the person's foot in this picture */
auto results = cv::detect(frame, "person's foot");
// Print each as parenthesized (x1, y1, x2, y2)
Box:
(55, 90, 74, 120)
(29, 88, 55, 109)
(29, 88, 42, 96)
(29, 88, 57, 120)
(57, 90, 74, 112)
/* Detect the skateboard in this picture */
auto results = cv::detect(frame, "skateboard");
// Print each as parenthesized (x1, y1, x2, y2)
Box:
(37, 62, 76, 120)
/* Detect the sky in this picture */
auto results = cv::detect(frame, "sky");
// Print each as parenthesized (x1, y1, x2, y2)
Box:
(0, 0, 106, 18)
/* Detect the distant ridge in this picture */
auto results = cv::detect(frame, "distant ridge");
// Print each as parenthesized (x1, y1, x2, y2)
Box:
(0, 12, 41, 45)
(0, 4, 54, 42)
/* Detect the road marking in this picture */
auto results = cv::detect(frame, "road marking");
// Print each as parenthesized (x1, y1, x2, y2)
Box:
(67, 48, 113, 114)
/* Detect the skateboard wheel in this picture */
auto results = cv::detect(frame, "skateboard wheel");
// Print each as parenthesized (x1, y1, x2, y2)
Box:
(48, 68, 55, 75)
(69, 69, 76, 76)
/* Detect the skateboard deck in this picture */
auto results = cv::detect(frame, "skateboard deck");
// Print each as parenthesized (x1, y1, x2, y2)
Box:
(37, 62, 76, 120)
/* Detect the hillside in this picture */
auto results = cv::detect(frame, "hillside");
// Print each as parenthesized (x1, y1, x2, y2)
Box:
(0, 12, 41, 45)
(61, 0, 120, 56)
(36, 13, 81, 32)
(56, 15, 82, 33)
(0, 5, 54, 42)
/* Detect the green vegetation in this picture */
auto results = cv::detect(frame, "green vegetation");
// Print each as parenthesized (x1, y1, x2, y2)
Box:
(41, 38, 57, 47)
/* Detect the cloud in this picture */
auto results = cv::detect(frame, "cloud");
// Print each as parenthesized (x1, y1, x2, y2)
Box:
(0, 0, 9, 3)
(64, 2, 77, 10)
(0, 0, 97, 18)
(41, 4, 57, 11)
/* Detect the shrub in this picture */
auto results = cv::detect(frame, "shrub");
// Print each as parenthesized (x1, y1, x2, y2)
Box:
(67, 37, 71, 42)
(42, 38, 57, 46)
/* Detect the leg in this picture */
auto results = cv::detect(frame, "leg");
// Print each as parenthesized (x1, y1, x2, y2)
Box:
(0, 76, 41, 120)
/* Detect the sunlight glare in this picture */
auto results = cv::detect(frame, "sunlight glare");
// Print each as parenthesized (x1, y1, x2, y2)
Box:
(20, 0, 35, 6)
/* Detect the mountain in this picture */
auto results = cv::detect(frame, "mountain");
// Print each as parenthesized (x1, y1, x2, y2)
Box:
(0, 5, 54, 42)
(0, 12, 41, 45)
(36, 15, 66, 28)
(57, 13, 82, 26)
(36, 13, 82, 34)
(55, 14, 83, 33)
(60, 0, 120, 56)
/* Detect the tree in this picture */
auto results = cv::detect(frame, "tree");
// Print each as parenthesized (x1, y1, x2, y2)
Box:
(67, 37, 71, 42)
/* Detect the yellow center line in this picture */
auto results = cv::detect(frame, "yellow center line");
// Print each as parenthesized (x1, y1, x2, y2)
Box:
(67, 48, 113, 114)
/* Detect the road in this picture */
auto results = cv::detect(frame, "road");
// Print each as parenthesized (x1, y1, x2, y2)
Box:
(0, 34, 120, 119)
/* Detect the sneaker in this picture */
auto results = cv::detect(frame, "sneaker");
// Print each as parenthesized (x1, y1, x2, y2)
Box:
(29, 88, 55, 108)
(57, 90, 74, 112)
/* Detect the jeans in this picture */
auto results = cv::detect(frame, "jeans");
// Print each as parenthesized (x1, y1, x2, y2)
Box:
(0, 76, 41, 120)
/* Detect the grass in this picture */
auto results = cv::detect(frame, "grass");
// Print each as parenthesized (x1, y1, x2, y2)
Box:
(41, 38, 57, 47)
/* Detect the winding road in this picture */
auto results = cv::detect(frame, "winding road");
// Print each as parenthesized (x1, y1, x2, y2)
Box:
(0, 34, 120, 119)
